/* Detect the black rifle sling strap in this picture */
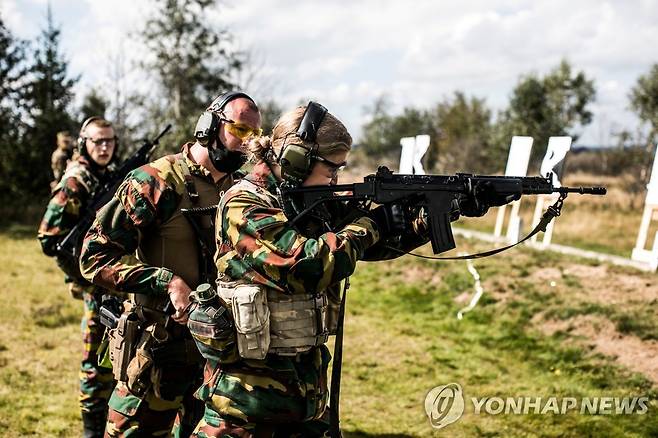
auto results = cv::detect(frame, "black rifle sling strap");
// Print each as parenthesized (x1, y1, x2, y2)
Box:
(329, 279, 349, 438)
(398, 193, 567, 261)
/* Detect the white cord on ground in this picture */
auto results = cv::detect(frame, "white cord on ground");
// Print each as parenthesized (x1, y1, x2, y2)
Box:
(457, 255, 484, 320)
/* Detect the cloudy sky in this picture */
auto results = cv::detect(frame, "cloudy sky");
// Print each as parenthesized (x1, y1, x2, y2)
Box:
(3, 0, 657, 146)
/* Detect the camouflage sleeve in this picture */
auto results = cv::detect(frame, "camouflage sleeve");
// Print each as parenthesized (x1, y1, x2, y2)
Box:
(221, 191, 380, 294)
(80, 169, 179, 295)
(37, 176, 88, 256)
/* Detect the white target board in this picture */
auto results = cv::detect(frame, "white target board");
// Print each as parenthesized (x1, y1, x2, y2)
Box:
(540, 136, 572, 187)
(531, 137, 572, 246)
(494, 136, 534, 242)
(632, 144, 658, 270)
(504, 136, 534, 177)
(399, 135, 429, 174)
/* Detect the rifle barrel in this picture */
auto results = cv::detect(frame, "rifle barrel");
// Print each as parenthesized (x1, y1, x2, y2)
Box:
(556, 186, 607, 195)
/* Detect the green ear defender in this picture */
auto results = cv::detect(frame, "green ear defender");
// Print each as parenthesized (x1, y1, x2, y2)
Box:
(278, 101, 328, 186)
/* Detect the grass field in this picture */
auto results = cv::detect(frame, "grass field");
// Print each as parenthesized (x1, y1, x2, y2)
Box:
(1, 220, 657, 437)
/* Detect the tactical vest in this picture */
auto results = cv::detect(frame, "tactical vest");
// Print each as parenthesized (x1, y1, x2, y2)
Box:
(134, 156, 226, 312)
(217, 179, 339, 358)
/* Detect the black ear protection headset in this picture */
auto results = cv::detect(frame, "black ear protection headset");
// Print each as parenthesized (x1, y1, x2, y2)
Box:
(278, 101, 328, 186)
(194, 91, 256, 146)
(77, 116, 101, 152)
(77, 116, 119, 167)
(194, 91, 256, 173)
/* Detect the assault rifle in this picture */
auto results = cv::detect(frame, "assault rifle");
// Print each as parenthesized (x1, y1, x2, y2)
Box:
(55, 124, 172, 283)
(280, 166, 606, 255)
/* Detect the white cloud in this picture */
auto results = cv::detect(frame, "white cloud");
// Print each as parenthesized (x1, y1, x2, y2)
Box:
(3, 0, 657, 144)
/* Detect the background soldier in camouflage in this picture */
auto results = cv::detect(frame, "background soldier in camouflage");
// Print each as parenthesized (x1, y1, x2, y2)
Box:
(189, 104, 428, 437)
(38, 118, 118, 437)
(51, 130, 74, 190)
(80, 92, 261, 437)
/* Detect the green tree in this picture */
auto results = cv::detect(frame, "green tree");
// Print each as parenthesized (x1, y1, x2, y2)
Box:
(6, 7, 78, 205)
(630, 64, 658, 141)
(79, 88, 109, 121)
(430, 91, 500, 173)
(629, 64, 658, 154)
(0, 17, 29, 214)
(360, 96, 435, 162)
(139, 0, 245, 149)
(257, 99, 284, 136)
(496, 59, 596, 170)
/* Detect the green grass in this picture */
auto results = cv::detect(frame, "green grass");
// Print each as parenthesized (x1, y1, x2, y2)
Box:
(339, 243, 658, 437)
(1, 226, 657, 437)
(0, 225, 81, 436)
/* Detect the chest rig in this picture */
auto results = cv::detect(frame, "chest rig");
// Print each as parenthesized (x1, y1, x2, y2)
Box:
(217, 178, 337, 358)
(135, 156, 224, 313)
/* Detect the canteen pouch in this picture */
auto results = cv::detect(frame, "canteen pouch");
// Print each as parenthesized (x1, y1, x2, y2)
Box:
(188, 286, 239, 364)
(222, 283, 270, 360)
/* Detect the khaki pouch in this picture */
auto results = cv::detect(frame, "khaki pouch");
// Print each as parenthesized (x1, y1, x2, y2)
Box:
(222, 283, 270, 360)
(125, 326, 157, 397)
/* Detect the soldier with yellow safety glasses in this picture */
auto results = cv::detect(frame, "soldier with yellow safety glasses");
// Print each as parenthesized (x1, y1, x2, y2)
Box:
(80, 92, 262, 437)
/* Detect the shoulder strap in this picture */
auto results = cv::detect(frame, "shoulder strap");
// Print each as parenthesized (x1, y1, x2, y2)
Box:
(173, 158, 199, 205)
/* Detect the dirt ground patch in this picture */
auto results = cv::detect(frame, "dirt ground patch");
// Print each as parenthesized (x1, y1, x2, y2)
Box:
(531, 263, 658, 305)
(563, 264, 658, 304)
(533, 313, 658, 385)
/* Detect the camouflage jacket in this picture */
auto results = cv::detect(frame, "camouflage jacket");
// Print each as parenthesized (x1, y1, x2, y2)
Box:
(38, 156, 103, 279)
(80, 143, 229, 297)
(51, 146, 72, 183)
(193, 161, 380, 424)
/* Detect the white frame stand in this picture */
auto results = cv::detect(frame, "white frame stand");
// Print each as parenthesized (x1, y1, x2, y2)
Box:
(493, 136, 533, 243)
(632, 205, 658, 270)
(631, 143, 658, 270)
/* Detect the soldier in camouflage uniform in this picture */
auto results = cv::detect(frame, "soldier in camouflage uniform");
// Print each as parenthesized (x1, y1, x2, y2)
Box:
(38, 118, 118, 437)
(188, 103, 429, 437)
(80, 92, 261, 437)
(51, 130, 74, 190)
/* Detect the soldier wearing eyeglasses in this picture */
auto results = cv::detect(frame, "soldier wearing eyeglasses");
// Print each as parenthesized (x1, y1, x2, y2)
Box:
(38, 117, 119, 437)
(79, 92, 261, 437)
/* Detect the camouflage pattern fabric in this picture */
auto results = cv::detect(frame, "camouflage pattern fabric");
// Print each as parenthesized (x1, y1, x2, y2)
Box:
(80, 143, 223, 296)
(81, 144, 228, 436)
(51, 144, 73, 189)
(191, 161, 380, 430)
(37, 156, 114, 429)
(104, 367, 202, 438)
(39, 155, 100, 263)
(80, 289, 115, 414)
(192, 401, 332, 437)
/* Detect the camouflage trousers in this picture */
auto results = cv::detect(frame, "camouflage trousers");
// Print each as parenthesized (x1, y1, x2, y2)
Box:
(192, 405, 332, 438)
(105, 362, 204, 437)
(78, 288, 115, 416)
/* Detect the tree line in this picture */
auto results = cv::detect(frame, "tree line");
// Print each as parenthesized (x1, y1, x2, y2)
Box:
(358, 60, 658, 178)
(0, 1, 256, 220)
(1, 1, 658, 221)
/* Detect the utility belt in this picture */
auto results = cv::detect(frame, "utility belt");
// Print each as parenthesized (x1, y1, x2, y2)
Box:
(101, 299, 203, 397)
(217, 281, 334, 360)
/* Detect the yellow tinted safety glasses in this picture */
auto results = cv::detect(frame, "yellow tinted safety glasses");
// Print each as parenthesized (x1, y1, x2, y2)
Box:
(225, 121, 262, 140)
